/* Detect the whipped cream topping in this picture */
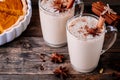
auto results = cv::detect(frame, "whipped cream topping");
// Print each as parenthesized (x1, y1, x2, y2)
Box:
(40, 0, 71, 13)
(68, 16, 104, 39)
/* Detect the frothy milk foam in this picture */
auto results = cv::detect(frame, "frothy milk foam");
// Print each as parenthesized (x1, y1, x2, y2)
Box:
(68, 16, 104, 39)
(39, 0, 74, 47)
(67, 15, 105, 72)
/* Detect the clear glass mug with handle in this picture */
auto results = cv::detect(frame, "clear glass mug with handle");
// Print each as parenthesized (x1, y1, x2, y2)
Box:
(66, 13, 117, 73)
(38, 0, 84, 47)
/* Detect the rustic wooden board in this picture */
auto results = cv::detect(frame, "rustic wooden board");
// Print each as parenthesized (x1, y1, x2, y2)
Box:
(0, 37, 119, 74)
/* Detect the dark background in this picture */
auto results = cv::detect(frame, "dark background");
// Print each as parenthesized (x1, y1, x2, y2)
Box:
(22, 0, 120, 37)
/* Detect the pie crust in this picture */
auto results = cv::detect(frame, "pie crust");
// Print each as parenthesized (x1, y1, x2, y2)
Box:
(0, 0, 32, 45)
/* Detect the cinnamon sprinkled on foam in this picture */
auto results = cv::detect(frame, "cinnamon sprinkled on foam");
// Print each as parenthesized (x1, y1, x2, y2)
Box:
(68, 16, 104, 39)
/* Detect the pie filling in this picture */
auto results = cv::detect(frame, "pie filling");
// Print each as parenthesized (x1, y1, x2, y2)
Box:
(0, 0, 27, 34)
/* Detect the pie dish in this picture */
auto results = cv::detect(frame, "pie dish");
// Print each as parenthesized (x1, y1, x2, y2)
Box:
(0, 0, 32, 45)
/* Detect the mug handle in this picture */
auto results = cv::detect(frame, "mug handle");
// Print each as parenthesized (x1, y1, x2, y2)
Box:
(74, 0, 84, 16)
(101, 25, 117, 54)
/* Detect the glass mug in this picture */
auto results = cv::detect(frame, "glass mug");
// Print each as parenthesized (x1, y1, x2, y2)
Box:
(38, 0, 84, 47)
(66, 13, 117, 73)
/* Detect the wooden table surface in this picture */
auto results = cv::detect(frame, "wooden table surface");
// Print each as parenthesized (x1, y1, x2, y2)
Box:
(0, 0, 120, 80)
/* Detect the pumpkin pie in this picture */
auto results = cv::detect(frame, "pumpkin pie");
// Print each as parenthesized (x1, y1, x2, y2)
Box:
(0, 0, 27, 33)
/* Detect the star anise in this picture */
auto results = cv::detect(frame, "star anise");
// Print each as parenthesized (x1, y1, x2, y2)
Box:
(85, 25, 101, 37)
(51, 52, 64, 63)
(53, 66, 69, 79)
(53, 0, 67, 12)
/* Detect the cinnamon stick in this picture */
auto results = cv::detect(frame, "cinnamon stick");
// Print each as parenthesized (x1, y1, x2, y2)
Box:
(92, 7, 113, 24)
(97, 16, 105, 29)
(67, 0, 75, 9)
(92, 1, 120, 25)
